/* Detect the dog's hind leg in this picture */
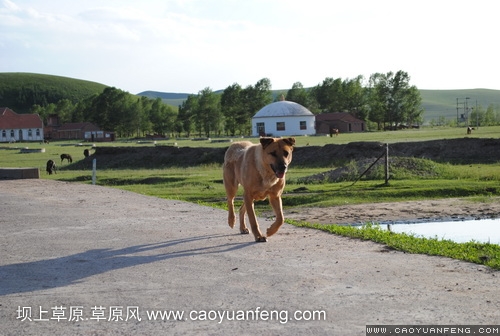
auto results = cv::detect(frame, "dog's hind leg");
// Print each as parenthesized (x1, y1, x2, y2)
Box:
(223, 165, 237, 229)
(226, 193, 236, 229)
(266, 195, 284, 237)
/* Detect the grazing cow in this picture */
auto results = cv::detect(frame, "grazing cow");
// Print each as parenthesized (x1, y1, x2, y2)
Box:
(467, 126, 473, 135)
(330, 128, 339, 137)
(83, 149, 90, 157)
(60, 153, 73, 163)
(46, 160, 56, 175)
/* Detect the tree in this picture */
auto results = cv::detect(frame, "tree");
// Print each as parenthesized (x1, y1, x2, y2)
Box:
(310, 76, 367, 115)
(54, 99, 74, 124)
(195, 87, 221, 137)
(367, 73, 389, 129)
(402, 86, 424, 126)
(484, 104, 495, 125)
(88, 87, 140, 135)
(30, 104, 47, 123)
(311, 77, 343, 112)
(240, 78, 273, 134)
(221, 83, 244, 136)
(342, 75, 368, 120)
(177, 95, 198, 137)
(368, 71, 423, 129)
(286, 82, 309, 107)
(72, 96, 94, 123)
(147, 98, 177, 136)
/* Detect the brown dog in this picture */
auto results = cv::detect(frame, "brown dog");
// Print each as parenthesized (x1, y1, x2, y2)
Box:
(223, 137, 295, 242)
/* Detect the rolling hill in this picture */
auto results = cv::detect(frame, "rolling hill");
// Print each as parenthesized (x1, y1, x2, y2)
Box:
(0, 73, 108, 113)
(137, 90, 192, 109)
(419, 89, 500, 122)
(2, 73, 499, 123)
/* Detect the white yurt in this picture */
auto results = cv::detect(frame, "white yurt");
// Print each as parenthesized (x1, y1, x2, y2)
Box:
(251, 97, 315, 137)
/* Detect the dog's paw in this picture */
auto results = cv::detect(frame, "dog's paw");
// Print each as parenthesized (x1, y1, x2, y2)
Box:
(255, 236, 268, 242)
(240, 228, 249, 234)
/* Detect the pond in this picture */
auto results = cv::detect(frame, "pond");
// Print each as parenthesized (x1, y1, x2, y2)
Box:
(385, 218, 500, 245)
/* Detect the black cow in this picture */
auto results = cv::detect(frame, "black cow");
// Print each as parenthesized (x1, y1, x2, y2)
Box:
(60, 154, 73, 163)
(46, 160, 56, 175)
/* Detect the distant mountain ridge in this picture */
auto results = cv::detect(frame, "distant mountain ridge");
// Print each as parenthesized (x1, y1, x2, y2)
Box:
(138, 91, 192, 100)
(2, 73, 499, 122)
(139, 88, 500, 122)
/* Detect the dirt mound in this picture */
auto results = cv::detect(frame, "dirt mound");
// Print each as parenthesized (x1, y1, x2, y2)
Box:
(66, 145, 227, 170)
(292, 138, 500, 166)
(298, 157, 440, 183)
(64, 138, 500, 170)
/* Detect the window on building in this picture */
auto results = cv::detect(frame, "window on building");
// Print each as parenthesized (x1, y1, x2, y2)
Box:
(276, 122, 285, 131)
(28, 129, 33, 137)
(36, 129, 40, 136)
(10, 130, 14, 137)
(299, 121, 307, 130)
(1, 130, 6, 138)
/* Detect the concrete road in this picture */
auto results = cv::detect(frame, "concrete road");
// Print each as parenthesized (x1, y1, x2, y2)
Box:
(0, 180, 498, 335)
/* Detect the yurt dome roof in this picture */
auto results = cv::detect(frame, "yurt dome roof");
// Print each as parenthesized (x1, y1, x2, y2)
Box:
(253, 101, 314, 118)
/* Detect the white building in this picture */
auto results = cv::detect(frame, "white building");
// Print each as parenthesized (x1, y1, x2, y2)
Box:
(0, 107, 44, 142)
(251, 100, 315, 137)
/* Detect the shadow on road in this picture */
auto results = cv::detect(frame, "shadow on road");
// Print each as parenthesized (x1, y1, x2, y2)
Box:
(0, 234, 252, 296)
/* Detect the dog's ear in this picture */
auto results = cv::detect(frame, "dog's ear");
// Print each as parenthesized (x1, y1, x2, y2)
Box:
(260, 137, 275, 149)
(283, 137, 295, 147)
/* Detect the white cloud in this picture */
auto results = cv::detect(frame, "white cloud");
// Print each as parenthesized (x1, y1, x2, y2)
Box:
(1, 0, 499, 93)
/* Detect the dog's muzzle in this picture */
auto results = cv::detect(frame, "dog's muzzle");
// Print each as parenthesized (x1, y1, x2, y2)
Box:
(271, 163, 288, 179)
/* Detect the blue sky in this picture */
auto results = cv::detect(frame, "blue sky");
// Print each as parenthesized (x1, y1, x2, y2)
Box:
(1, 0, 498, 94)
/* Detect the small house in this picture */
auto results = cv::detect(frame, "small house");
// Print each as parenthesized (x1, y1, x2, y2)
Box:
(251, 100, 315, 137)
(315, 112, 365, 134)
(48, 121, 114, 142)
(0, 107, 44, 142)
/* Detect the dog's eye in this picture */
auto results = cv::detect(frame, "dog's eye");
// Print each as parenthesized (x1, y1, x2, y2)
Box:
(270, 151, 277, 157)
(283, 151, 289, 158)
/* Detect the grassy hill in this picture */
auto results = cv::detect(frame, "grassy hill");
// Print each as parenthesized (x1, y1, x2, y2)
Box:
(2, 73, 500, 123)
(0, 73, 108, 113)
(137, 91, 191, 109)
(420, 89, 500, 122)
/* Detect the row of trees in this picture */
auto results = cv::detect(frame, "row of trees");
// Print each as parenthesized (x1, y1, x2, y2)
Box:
(30, 70, 426, 137)
(31, 91, 178, 138)
(179, 78, 273, 136)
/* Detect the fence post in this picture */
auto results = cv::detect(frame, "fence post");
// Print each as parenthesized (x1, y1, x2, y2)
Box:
(385, 143, 389, 185)
(92, 158, 96, 185)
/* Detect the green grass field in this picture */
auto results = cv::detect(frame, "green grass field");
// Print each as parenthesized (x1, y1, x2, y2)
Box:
(2, 126, 500, 269)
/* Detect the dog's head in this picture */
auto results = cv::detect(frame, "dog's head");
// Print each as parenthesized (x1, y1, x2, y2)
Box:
(260, 137, 295, 179)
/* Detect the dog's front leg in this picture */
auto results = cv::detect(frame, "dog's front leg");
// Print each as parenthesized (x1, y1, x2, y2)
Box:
(266, 195, 284, 237)
(238, 203, 249, 234)
(244, 194, 267, 242)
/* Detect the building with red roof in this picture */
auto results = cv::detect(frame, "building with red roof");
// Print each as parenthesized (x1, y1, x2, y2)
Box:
(44, 114, 114, 141)
(0, 107, 44, 142)
(315, 112, 366, 134)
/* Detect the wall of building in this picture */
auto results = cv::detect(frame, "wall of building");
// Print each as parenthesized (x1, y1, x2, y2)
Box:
(0, 128, 44, 142)
(252, 116, 315, 137)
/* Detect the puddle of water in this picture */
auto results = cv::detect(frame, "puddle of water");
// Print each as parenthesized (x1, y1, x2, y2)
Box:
(385, 218, 500, 244)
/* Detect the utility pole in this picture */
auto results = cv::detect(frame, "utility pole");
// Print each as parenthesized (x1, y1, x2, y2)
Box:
(456, 97, 470, 127)
(476, 99, 479, 129)
(465, 97, 470, 127)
